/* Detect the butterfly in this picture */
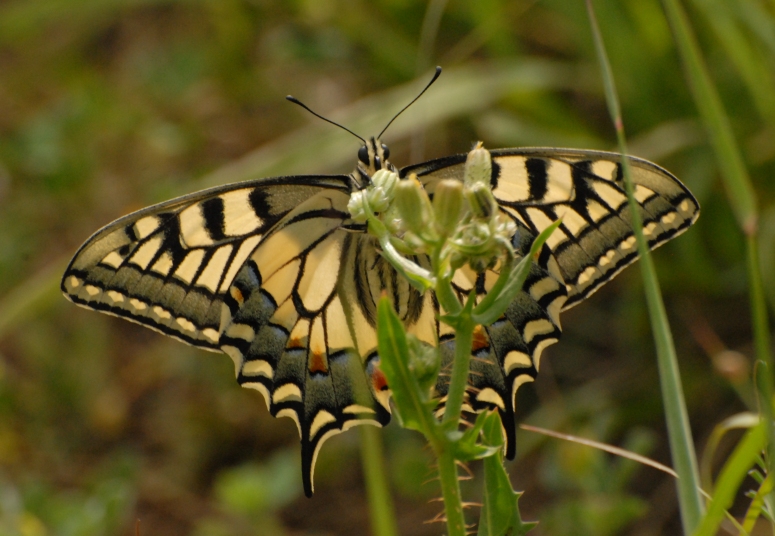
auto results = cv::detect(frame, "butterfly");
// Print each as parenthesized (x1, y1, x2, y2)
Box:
(61, 72, 699, 497)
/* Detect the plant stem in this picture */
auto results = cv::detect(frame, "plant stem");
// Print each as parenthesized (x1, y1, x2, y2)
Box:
(437, 447, 467, 536)
(442, 302, 474, 428)
(360, 425, 399, 536)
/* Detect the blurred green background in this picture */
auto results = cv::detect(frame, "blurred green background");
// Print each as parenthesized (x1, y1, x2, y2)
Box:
(0, 0, 773, 534)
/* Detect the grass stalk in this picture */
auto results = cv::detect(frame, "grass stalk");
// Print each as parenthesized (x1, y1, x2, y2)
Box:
(585, 1, 705, 532)
(659, 0, 775, 523)
(359, 425, 399, 536)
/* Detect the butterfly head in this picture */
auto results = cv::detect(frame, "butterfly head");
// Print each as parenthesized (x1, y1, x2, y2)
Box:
(356, 137, 395, 184)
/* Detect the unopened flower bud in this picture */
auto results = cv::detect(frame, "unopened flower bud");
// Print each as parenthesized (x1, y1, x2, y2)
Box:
(464, 142, 492, 187)
(433, 180, 464, 236)
(395, 174, 433, 235)
(367, 169, 398, 213)
(466, 182, 497, 219)
(347, 190, 368, 222)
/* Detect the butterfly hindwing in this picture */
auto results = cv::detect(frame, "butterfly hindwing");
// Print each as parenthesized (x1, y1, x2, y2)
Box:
(219, 189, 440, 496)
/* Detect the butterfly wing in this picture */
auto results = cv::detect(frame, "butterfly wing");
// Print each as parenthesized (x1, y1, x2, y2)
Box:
(404, 148, 699, 456)
(61, 175, 352, 350)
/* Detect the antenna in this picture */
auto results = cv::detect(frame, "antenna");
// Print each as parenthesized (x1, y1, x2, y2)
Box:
(286, 96, 366, 144)
(378, 66, 442, 138)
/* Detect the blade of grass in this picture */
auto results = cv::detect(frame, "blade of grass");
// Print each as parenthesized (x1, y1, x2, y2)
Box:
(660, 0, 775, 523)
(585, 1, 705, 532)
(692, 419, 767, 536)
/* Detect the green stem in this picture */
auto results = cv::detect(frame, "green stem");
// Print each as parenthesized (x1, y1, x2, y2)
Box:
(441, 300, 475, 428)
(359, 425, 399, 536)
(437, 448, 467, 536)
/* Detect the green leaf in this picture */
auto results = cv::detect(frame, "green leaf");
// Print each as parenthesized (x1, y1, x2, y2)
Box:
(692, 418, 767, 536)
(376, 296, 438, 440)
(478, 411, 537, 536)
(450, 411, 500, 462)
(473, 220, 561, 326)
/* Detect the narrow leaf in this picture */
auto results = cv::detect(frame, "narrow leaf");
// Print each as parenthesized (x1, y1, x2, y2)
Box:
(473, 220, 561, 326)
(478, 411, 537, 536)
(692, 419, 767, 536)
(376, 296, 438, 439)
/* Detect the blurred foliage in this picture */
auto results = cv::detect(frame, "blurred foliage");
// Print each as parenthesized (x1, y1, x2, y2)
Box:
(0, 0, 773, 534)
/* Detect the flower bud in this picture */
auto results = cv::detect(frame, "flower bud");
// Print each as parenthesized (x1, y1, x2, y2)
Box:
(466, 182, 497, 219)
(367, 169, 398, 213)
(432, 180, 464, 236)
(464, 142, 492, 187)
(394, 174, 433, 235)
(347, 190, 368, 222)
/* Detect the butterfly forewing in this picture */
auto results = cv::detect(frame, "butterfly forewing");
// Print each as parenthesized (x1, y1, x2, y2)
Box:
(405, 148, 699, 309)
(408, 148, 699, 452)
(62, 176, 352, 350)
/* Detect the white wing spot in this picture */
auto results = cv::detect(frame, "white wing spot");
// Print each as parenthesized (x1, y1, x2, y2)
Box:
(179, 204, 213, 247)
(591, 159, 617, 180)
(620, 235, 637, 251)
(129, 236, 163, 269)
(644, 222, 658, 236)
(309, 410, 337, 438)
(101, 251, 125, 269)
(523, 319, 555, 344)
(222, 190, 264, 236)
(343, 404, 376, 415)
(592, 181, 627, 210)
(134, 216, 161, 239)
(86, 285, 100, 296)
(559, 208, 587, 236)
(492, 156, 530, 202)
(544, 160, 574, 202)
(106, 290, 125, 303)
(504, 350, 532, 374)
(599, 249, 616, 267)
(129, 298, 147, 311)
(661, 212, 677, 225)
(151, 252, 174, 276)
(196, 245, 233, 293)
(634, 185, 656, 203)
(202, 328, 219, 343)
(225, 323, 256, 342)
(152, 305, 171, 320)
(273, 383, 303, 404)
(476, 388, 505, 410)
(242, 359, 273, 378)
(176, 317, 196, 332)
(576, 266, 597, 286)
(586, 199, 609, 223)
(174, 249, 206, 284)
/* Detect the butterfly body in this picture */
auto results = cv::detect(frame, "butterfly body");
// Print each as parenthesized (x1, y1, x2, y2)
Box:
(62, 139, 699, 496)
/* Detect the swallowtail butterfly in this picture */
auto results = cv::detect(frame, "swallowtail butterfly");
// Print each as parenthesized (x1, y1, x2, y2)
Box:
(62, 71, 699, 496)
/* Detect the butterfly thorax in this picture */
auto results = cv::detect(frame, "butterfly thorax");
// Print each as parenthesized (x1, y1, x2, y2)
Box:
(354, 137, 396, 188)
